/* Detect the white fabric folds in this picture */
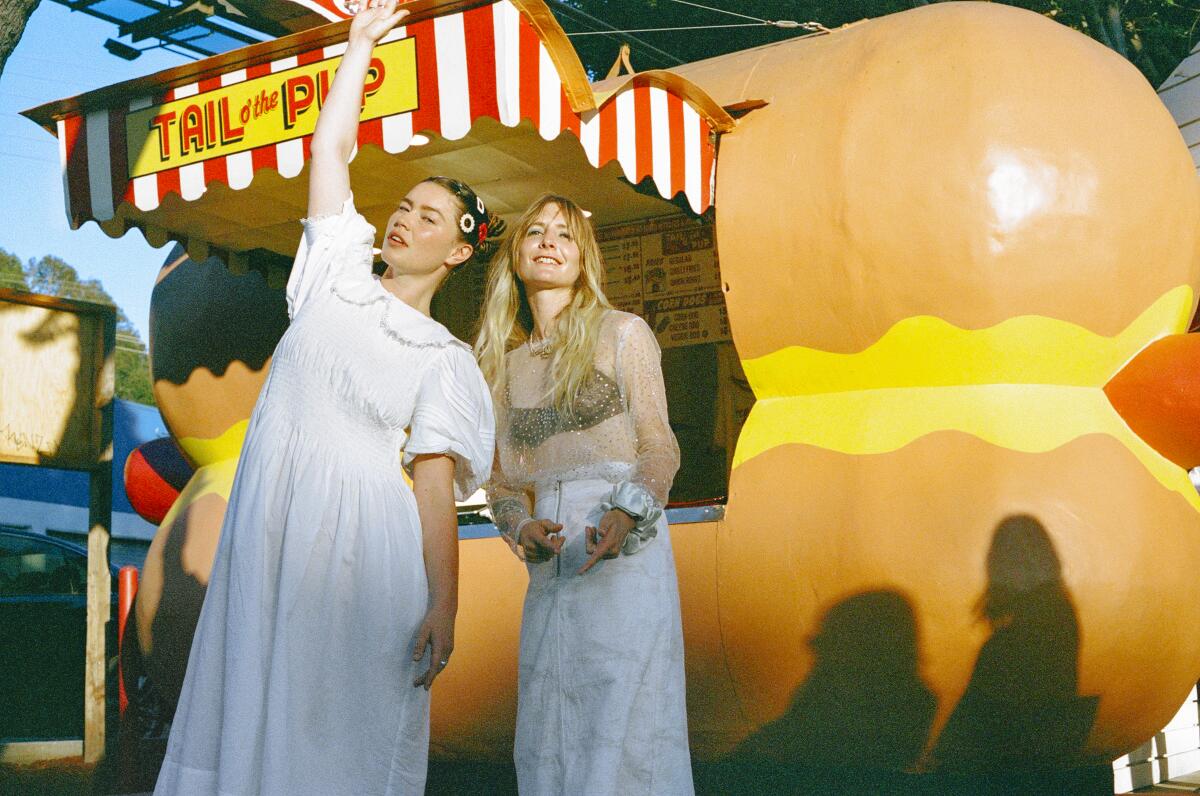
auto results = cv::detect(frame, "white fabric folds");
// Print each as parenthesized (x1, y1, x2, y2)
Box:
(155, 194, 494, 796)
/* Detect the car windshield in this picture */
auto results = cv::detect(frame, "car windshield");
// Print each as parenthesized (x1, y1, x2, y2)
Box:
(0, 536, 86, 597)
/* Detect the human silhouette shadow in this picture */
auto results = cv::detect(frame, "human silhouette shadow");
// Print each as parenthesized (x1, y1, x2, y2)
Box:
(708, 590, 937, 793)
(931, 514, 1098, 777)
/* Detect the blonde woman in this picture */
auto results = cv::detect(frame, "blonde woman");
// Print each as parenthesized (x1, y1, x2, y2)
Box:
(154, 2, 495, 793)
(477, 195, 693, 794)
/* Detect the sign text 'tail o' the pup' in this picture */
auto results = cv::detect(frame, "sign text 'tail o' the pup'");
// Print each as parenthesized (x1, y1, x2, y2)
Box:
(125, 38, 418, 179)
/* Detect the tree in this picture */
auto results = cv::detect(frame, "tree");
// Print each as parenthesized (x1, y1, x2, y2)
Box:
(0, 247, 28, 291)
(0, 0, 42, 78)
(19, 252, 156, 406)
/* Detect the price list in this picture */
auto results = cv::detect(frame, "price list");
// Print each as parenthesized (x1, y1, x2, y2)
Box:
(597, 215, 729, 349)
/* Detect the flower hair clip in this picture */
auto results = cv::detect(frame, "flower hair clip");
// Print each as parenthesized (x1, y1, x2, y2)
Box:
(459, 212, 476, 235)
(461, 195, 489, 246)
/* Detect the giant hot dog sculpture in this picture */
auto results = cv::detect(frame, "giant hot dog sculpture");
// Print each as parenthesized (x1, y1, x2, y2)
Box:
(121, 0, 1200, 777)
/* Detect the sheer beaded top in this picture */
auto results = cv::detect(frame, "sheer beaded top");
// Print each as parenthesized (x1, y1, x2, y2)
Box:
(486, 310, 680, 538)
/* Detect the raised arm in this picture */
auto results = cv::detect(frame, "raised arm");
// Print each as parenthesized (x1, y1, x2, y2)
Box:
(307, 0, 407, 219)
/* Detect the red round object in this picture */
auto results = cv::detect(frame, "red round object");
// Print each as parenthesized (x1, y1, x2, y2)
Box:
(123, 438, 193, 525)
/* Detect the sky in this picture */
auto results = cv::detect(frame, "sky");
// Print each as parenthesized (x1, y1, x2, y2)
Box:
(0, 2, 191, 340)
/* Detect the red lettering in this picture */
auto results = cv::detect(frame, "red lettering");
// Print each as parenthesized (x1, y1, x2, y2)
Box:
(203, 100, 217, 149)
(316, 70, 331, 109)
(219, 96, 244, 143)
(282, 75, 315, 129)
(362, 58, 385, 106)
(149, 111, 176, 160)
(180, 103, 204, 155)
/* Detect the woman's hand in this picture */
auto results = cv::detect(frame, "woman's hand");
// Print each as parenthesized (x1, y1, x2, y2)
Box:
(579, 509, 636, 574)
(307, 0, 407, 217)
(517, 518, 564, 563)
(412, 601, 455, 691)
(349, 0, 408, 47)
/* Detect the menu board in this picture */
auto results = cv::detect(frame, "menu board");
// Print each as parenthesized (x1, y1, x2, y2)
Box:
(597, 215, 728, 350)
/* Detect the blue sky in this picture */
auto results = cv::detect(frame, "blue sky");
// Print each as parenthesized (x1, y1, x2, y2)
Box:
(0, 2, 190, 339)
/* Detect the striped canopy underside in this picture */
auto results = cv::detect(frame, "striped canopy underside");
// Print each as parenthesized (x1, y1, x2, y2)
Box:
(57, 0, 719, 263)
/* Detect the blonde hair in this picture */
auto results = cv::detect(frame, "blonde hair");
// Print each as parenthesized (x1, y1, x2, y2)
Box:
(475, 194, 612, 413)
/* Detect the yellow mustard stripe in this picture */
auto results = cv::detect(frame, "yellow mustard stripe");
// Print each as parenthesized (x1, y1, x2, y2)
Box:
(732, 285, 1200, 510)
(732, 388, 1200, 511)
(741, 285, 1194, 397)
(178, 419, 249, 468)
(156, 458, 240, 530)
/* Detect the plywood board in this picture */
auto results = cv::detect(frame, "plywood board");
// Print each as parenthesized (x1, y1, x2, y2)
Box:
(0, 291, 115, 469)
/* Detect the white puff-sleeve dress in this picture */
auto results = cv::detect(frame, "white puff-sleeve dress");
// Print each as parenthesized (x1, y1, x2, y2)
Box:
(154, 195, 494, 796)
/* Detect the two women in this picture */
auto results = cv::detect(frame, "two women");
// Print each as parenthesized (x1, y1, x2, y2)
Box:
(155, 2, 494, 793)
(477, 197, 695, 795)
(157, 1, 692, 791)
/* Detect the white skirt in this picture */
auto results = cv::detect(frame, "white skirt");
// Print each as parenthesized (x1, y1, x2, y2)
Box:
(154, 408, 432, 796)
(514, 477, 694, 796)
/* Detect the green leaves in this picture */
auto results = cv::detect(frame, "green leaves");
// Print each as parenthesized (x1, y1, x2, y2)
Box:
(1, 246, 155, 405)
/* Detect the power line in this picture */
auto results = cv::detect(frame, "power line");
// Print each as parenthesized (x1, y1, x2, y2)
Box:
(567, 23, 773, 36)
(547, 0, 686, 66)
(661, 0, 827, 31)
(0, 151, 57, 165)
(663, 0, 767, 23)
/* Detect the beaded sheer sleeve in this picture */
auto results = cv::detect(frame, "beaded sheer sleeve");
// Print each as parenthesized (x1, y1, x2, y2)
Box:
(615, 314, 680, 508)
(485, 310, 680, 554)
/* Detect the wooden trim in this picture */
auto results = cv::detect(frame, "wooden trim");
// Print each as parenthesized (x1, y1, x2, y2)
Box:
(83, 309, 114, 764)
(0, 288, 118, 318)
(594, 70, 737, 133)
(508, 0, 596, 113)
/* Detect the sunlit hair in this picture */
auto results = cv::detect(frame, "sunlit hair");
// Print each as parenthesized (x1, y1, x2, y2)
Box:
(475, 194, 611, 413)
(419, 176, 500, 262)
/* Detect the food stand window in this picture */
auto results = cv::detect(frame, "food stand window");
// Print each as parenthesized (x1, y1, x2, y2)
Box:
(23, 0, 748, 510)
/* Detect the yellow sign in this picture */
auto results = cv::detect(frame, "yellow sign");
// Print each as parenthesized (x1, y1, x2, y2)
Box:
(126, 38, 418, 178)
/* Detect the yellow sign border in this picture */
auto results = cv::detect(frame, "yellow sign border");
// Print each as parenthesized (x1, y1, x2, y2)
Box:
(125, 37, 418, 179)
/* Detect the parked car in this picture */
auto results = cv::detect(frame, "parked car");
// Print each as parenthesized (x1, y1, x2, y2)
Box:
(0, 529, 118, 739)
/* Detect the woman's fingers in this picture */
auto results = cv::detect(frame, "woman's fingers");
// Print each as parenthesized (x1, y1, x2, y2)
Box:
(577, 540, 610, 575)
(411, 621, 430, 662)
(423, 640, 450, 691)
(577, 527, 620, 575)
(412, 625, 452, 690)
(601, 521, 621, 559)
(411, 621, 431, 687)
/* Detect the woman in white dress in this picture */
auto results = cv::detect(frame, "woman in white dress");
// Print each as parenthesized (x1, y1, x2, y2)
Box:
(154, 3, 494, 793)
(476, 195, 694, 795)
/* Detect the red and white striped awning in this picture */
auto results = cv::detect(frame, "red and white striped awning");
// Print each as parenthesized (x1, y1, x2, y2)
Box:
(29, 0, 733, 247)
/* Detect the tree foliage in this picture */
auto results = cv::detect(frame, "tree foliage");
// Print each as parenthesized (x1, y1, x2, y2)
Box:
(3, 248, 155, 406)
(557, 0, 1200, 87)
(0, 248, 28, 291)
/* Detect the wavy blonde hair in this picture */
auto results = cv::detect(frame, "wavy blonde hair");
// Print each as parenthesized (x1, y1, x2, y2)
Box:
(475, 194, 612, 413)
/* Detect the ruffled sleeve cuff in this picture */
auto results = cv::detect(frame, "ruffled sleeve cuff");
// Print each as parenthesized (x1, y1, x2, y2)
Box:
(287, 194, 377, 318)
(403, 346, 496, 501)
(600, 481, 663, 555)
